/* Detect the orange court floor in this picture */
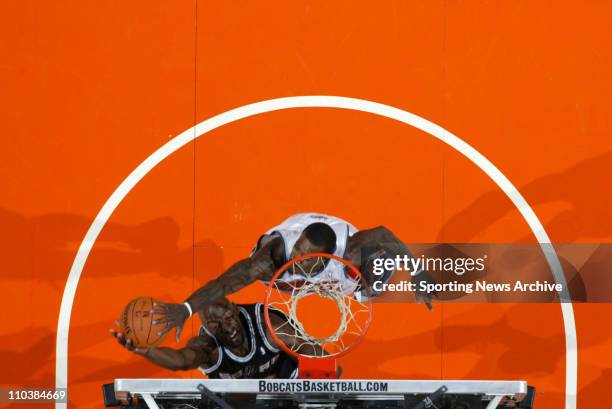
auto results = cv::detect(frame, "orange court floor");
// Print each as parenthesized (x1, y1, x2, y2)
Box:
(1, 1, 611, 408)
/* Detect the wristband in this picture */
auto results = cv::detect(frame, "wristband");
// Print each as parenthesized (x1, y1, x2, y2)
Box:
(183, 301, 193, 317)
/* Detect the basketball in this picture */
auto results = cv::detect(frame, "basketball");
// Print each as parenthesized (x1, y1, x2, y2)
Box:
(119, 296, 167, 348)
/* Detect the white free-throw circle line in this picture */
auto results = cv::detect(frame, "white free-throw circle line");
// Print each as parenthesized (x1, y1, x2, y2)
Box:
(55, 96, 576, 409)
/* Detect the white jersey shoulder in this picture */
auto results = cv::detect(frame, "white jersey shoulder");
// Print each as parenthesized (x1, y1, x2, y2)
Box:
(264, 213, 358, 261)
(255, 213, 359, 294)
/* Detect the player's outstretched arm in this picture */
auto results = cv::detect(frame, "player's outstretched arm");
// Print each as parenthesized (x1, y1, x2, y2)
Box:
(139, 335, 216, 371)
(153, 239, 278, 342)
(110, 323, 215, 371)
(349, 226, 438, 310)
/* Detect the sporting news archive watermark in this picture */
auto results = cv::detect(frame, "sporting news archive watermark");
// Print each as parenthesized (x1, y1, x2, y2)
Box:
(360, 243, 611, 303)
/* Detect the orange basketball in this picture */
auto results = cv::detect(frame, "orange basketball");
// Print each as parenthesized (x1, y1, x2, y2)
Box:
(119, 296, 167, 348)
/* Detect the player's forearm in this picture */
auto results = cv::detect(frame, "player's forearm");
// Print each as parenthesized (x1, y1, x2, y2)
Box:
(378, 235, 413, 262)
(375, 228, 422, 276)
(141, 347, 198, 371)
(185, 259, 256, 312)
(184, 280, 227, 313)
(381, 240, 412, 259)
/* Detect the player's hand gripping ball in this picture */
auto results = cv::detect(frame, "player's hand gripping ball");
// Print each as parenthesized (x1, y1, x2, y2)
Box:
(118, 296, 168, 348)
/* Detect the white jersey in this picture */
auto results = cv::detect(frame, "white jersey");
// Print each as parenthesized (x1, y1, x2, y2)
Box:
(253, 213, 359, 294)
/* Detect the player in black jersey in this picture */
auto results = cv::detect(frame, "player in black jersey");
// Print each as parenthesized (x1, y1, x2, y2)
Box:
(110, 297, 314, 379)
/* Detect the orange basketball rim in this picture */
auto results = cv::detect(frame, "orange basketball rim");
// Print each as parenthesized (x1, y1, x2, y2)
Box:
(263, 253, 373, 379)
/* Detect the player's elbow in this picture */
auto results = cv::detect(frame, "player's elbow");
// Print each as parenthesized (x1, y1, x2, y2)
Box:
(373, 225, 390, 233)
(372, 225, 394, 239)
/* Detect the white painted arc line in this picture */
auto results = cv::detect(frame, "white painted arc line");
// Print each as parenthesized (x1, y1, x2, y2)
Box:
(55, 96, 576, 409)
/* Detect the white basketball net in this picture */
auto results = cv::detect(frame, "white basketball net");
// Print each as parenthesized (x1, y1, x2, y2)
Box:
(267, 255, 371, 357)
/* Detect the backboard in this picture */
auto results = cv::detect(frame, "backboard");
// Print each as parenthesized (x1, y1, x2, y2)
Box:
(104, 378, 535, 409)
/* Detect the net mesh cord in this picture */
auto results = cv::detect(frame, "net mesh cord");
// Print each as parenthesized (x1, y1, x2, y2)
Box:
(268, 256, 370, 357)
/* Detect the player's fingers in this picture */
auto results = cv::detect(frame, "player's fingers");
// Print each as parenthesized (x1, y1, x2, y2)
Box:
(134, 348, 148, 355)
(114, 333, 126, 345)
(152, 317, 168, 325)
(157, 324, 174, 337)
(175, 325, 184, 343)
(151, 309, 167, 315)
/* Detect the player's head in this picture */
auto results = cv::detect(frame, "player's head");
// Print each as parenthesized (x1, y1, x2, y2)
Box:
(292, 222, 336, 257)
(290, 222, 336, 273)
(200, 298, 245, 348)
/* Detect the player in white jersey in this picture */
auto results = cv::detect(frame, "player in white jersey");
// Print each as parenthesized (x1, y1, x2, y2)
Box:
(153, 213, 436, 342)
(251, 213, 360, 295)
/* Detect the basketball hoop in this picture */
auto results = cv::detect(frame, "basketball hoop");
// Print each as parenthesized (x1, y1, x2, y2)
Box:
(263, 253, 372, 379)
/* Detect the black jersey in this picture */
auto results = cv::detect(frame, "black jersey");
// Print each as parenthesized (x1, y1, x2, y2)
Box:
(198, 303, 298, 379)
